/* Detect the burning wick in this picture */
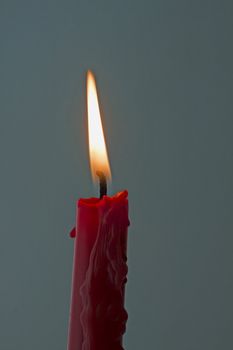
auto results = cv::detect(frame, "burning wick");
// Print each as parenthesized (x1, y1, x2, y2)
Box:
(96, 171, 107, 198)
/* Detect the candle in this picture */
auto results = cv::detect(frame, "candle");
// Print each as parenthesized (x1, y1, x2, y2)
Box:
(67, 71, 130, 350)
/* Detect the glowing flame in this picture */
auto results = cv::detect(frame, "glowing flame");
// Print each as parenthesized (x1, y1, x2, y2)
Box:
(87, 70, 111, 182)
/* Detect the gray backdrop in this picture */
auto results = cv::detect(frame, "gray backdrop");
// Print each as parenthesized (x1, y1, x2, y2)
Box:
(1, 1, 233, 349)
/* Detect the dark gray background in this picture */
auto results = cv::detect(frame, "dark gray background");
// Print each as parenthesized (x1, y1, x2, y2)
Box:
(1, 1, 233, 349)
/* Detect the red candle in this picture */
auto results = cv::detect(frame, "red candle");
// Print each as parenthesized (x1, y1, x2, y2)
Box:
(67, 71, 130, 350)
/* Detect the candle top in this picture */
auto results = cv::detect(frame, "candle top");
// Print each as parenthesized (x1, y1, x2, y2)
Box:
(78, 190, 128, 208)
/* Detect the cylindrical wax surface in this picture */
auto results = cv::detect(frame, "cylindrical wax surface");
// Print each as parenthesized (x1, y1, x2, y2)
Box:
(67, 191, 129, 350)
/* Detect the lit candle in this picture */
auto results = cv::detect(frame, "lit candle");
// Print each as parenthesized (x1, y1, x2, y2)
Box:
(67, 71, 130, 350)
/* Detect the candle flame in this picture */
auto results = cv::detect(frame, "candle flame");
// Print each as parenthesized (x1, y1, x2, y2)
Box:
(87, 70, 111, 182)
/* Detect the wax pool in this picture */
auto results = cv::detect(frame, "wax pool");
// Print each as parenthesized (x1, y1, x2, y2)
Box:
(67, 190, 130, 350)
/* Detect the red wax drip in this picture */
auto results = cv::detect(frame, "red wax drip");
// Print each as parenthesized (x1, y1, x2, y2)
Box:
(70, 227, 76, 238)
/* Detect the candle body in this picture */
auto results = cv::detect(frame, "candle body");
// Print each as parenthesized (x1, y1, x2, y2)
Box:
(67, 191, 129, 350)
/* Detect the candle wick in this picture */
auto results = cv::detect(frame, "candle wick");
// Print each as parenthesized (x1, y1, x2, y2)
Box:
(96, 171, 107, 198)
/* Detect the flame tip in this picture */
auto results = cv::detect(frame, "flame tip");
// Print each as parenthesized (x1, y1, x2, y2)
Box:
(87, 69, 95, 79)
